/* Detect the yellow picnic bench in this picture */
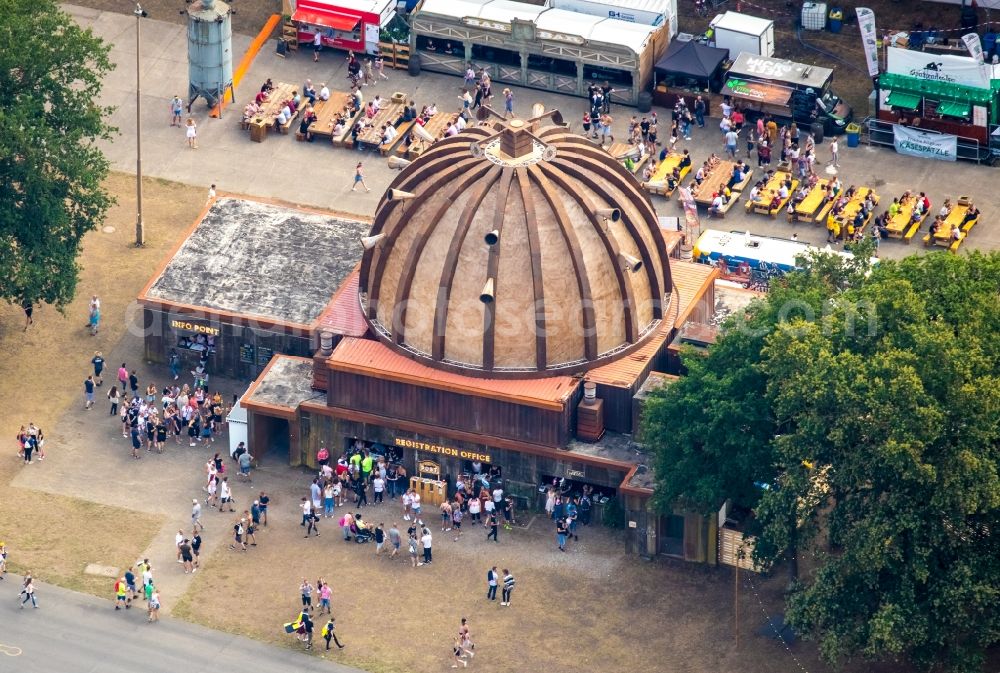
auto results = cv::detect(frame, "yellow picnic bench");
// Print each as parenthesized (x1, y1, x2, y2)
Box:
(924, 197, 979, 251)
(791, 179, 831, 222)
(885, 194, 929, 243)
(746, 171, 798, 217)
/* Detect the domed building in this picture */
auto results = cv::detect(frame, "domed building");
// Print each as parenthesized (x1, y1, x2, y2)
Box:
(218, 112, 721, 561)
(358, 114, 673, 378)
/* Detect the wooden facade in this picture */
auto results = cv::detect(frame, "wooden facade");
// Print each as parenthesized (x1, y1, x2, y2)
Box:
(410, 14, 667, 106)
(326, 370, 580, 448)
(142, 307, 314, 380)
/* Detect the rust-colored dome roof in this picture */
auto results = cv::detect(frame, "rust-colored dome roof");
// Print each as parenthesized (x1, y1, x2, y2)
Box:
(359, 112, 673, 378)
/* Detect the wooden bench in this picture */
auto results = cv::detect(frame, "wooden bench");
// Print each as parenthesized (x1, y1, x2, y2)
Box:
(791, 179, 830, 223)
(399, 113, 452, 158)
(950, 218, 978, 251)
(241, 81, 298, 142)
(747, 171, 797, 217)
(709, 193, 741, 218)
(354, 102, 414, 153)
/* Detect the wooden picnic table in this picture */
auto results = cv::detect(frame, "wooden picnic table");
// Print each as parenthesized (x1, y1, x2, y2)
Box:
(401, 113, 454, 158)
(831, 188, 879, 238)
(245, 82, 299, 142)
(792, 179, 831, 222)
(692, 160, 737, 206)
(354, 102, 415, 154)
(308, 91, 358, 140)
(642, 152, 692, 197)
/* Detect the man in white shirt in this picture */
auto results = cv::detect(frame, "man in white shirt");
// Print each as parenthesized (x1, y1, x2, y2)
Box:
(274, 107, 289, 131)
(319, 83, 330, 101)
(492, 487, 504, 505)
(419, 529, 433, 565)
(219, 477, 234, 512)
(372, 95, 383, 112)
(709, 193, 725, 217)
(381, 124, 398, 145)
(455, 115, 467, 132)
(444, 122, 458, 137)
(778, 183, 790, 200)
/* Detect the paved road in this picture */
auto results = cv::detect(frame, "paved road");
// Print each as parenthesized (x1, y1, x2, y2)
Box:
(0, 578, 362, 673)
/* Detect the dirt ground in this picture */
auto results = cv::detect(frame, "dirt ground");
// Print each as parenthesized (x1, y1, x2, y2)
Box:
(0, 173, 204, 593)
(174, 505, 902, 673)
(678, 0, 967, 115)
(72, 0, 282, 38)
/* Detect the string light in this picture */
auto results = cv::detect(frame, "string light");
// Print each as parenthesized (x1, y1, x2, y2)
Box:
(742, 571, 813, 673)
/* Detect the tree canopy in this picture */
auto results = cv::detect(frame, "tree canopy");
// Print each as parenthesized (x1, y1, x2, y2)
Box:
(643, 250, 1000, 673)
(0, 0, 115, 310)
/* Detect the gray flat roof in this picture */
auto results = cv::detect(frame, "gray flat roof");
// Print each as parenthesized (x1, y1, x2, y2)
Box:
(566, 430, 650, 466)
(247, 356, 321, 410)
(144, 198, 368, 326)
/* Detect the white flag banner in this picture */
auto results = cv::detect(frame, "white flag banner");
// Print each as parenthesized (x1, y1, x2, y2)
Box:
(856, 7, 879, 77)
(886, 47, 991, 89)
(962, 32, 985, 63)
(893, 125, 958, 162)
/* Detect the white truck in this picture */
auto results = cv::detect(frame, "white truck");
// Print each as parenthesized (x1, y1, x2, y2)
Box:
(546, 0, 678, 37)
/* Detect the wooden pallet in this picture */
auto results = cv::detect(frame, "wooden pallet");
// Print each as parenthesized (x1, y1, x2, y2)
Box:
(378, 41, 410, 70)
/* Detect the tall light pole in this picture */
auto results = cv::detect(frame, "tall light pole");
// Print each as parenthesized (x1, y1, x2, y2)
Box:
(134, 3, 148, 247)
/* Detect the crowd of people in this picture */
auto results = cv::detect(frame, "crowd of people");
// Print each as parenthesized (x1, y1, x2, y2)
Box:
(94, 353, 228, 460)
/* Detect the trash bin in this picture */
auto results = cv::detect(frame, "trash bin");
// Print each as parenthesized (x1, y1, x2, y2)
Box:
(846, 122, 860, 148)
(828, 8, 843, 34)
(810, 121, 825, 143)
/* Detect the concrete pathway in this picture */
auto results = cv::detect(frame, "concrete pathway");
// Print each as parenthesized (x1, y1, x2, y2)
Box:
(0, 576, 363, 673)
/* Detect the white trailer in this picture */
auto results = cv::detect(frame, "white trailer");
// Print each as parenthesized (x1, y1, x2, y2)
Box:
(546, 0, 678, 37)
(711, 11, 774, 58)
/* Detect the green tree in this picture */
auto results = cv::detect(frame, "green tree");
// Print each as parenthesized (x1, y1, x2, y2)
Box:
(0, 0, 115, 310)
(643, 251, 1000, 672)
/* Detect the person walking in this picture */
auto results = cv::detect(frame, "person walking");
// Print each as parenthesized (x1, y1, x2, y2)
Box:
(388, 522, 401, 558)
(114, 576, 128, 610)
(305, 505, 320, 538)
(374, 522, 386, 557)
(19, 575, 37, 608)
(486, 566, 499, 601)
(323, 616, 345, 649)
(408, 532, 418, 567)
(300, 579, 315, 612)
(351, 162, 370, 193)
(147, 587, 161, 622)
(829, 139, 839, 167)
(502, 88, 514, 118)
(486, 512, 499, 543)
(117, 363, 129, 392)
(419, 528, 433, 566)
(459, 617, 475, 658)
(312, 30, 322, 62)
(91, 351, 105, 386)
(317, 580, 332, 615)
(170, 95, 183, 126)
(168, 349, 181, 381)
(179, 537, 194, 574)
(725, 127, 739, 159)
(258, 491, 270, 526)
(191, 499, 203, 534)
(219, 477, 234, 512)
(107, 385, 120, 416)
(185, 118, 198, 149)
(556, 517, 569, 552)
(501, 569, 514, 606)
(84, 375, 96, 410)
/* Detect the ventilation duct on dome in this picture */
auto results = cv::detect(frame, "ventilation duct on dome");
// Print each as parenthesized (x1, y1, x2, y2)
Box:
(479, 278, 495, 304)
(386, 189, 415, 201)
(484, 229, 500, 246)
(618, 253, 643, 273)
(361, 233, 385, 250)
(596, 207, 621, 222)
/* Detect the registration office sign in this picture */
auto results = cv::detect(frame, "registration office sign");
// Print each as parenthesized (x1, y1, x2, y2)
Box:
(892, 124, 958, 162)
(394, 437, 491, 464)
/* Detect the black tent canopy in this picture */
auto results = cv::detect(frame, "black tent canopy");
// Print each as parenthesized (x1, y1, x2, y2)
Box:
(654, 39, 730, 82)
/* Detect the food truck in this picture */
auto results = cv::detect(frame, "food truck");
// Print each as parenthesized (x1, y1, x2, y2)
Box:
(410, 0, 668, 107)
(290, 0, 396, 55)
(723, 53, 853, 135)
